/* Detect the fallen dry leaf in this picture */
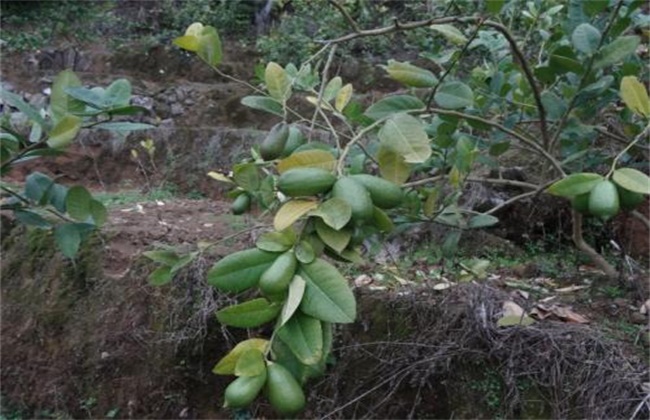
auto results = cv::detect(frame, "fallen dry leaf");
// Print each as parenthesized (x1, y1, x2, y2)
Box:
(354, 274, 373, 287)
(555, 285, 589, 293)
(530, 303, 589, 324)
(502, 301, 526, 318)
(640, 299, 650, 315)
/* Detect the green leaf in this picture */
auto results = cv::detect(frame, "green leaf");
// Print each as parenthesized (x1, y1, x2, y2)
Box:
(298, 258, 356, 323)
(277, 150, 336, 174)
(207, 248, 278, 293)
(546, 172, 603, 197)
(295, 240, 315, 264)
(89, 199, 107, 226)
(240, 96, 284, 117)
(612, 168, 650, 195)
(379, 113, 431, 163)
(434, 81, 474, 109)
(233, 163, 260, 192)
(372, 207, 394, 233)
(497, 315, 535, 327)
(571, 23, 601, 55)
(104, 79, 132, 107)
(430, 24, 468, 45)
(24, 172, 54, 204)
(315, 219, 351, 253)
(620, 76, 650, 118)
(213, 338, 270, 375)
(105, 105, 149, 116)
(143, 249, 181, 266)
(48, 183, 68, 213)
(266, 62, 291, 102)
(310, 198, 352, 230)
(64, 87, 106, 109)
(593, 36, 640, 70)
(47, 114, 82, 148)
(274, 200, 318, 231)
(364, 95, 426, 121)
(280, 275, 306, 326)
(256, 229, 296, 252)
(93, 122, 153, 132)
(65, 185, 92, 221)
(541, 91, 567, 120)
(215, 298, 281, 328)
(197, 26, 222, 67)
(376, 145, 412, 185)
(50, 70, 84, 122)
(323, 76, 342, 103)
(277, 312, 323, 365)
(486, 0, 506, 14)
(383, 60, 438, 88)
(489, 141, 511, 156)
(468, 213, 499, 229)
(0, 88, 47, 128)
(171, 252, 197, 274)
(583, 0, 608, 15)
(234, 348, 266, 377)
(149, 266, 173, 286)
(15, 209, 51, 228)
(54, 223, 82, 258)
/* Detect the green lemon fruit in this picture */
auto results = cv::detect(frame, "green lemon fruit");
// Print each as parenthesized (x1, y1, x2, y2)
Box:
(224, 370, 267, 409)
(588, 180, 620, 219)
(266, 363, 306, 416)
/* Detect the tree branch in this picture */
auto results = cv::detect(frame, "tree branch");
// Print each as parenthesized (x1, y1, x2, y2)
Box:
(571, 211, 619, 280)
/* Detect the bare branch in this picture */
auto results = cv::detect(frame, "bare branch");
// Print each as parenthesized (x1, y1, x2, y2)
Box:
(572, 211, 619, 280)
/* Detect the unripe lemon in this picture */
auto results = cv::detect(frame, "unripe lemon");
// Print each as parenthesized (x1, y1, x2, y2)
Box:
(224, 370, 267, 409)
(265, 363, 306, 416)
(588, 180, 620, 219)
(232, 193, 251, 215)
(617, 185, 645, 211)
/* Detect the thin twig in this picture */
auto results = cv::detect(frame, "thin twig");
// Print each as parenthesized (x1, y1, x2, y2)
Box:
(328, 0, 361, 33)
(572, 211, 619, 279)
(309, 44, 338, 143)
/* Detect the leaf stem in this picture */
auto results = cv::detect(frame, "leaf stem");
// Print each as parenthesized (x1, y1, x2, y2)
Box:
(606, 123, 650, 178)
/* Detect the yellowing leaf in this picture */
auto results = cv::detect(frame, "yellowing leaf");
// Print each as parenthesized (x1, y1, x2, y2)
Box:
(305, 96, 335, 112)
(173, 35, 200, 52)
(620, 76, 650, 118)
(384, 60, 438, 88)
(335, 83, 353, 113)
(497, 315, 536, 327)
(277, 150, 337, 174)
(376, 146, 412, 185)
(266, 62, 291, 102)
(274, 200, 318, 231)
(47, 114, 82, 148)
(430, 24, 468, 45)
(185, 22, 205, 37)
(378, 113, 432, 163)
(212, 338, 269, 375)
(323, 76, 342, 102)
(207, 171, 234, 183)
(612, 168, 650, 195)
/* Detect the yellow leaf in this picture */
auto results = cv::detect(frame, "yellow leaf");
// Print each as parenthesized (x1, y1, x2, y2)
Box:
(305, 96, 335, 112)
(173, 35, 200, 52)
(185, 22, 204, 37)
(277, 150, 337, 174)
(265, 62, 291, 103)
(207, 171, 234, 184)
(212, 338, 269, 375)
(47, 114, 81, 148)
(620, 76, 650, 118)
(274, 200, 318, 231)
(335, 83, 353, 113)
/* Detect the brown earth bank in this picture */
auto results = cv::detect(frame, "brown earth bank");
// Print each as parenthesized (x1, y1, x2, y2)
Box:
(1, 209, 649, 419)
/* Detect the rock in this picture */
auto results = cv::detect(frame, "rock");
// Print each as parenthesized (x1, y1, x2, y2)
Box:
(171, 103, 184, 116)
(630, 312, 647, 325)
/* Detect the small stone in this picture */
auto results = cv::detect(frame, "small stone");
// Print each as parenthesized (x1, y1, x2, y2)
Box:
(171, 103, 184, 116)
(630, 312, 647, 325)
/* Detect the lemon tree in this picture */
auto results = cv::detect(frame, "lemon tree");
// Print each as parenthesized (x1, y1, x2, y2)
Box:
(159, 1, 649, 414)
(1, 70, 152, 257)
